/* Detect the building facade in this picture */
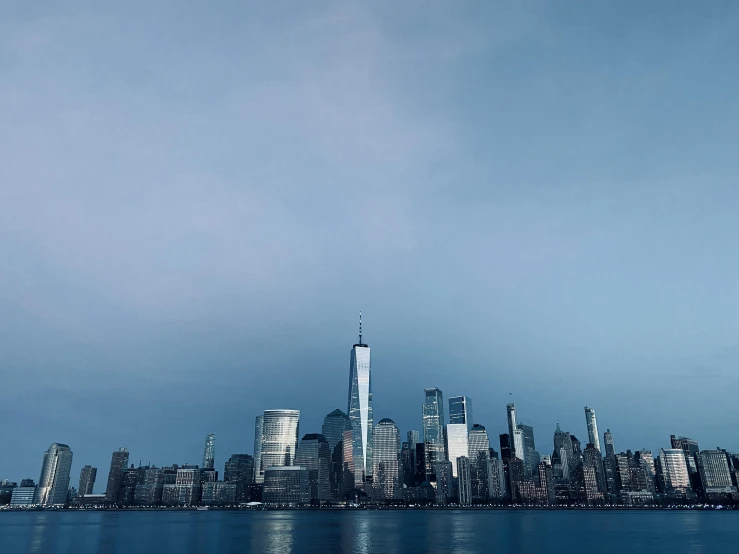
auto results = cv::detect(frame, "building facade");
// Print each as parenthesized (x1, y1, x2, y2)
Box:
(259, 409, 300, 481)
(294, 434, 331, 501)
(262, 466, 310, 505)
(423, 388, 446, 480)
(347, 315, 373, 488)
(36, 443, 73, 506)
(78, 465, 96, 496)
(373, 418, 401, 500)
(105, 447, 129, 504)
(202, 434, 215, 470)
(584, 407, 601, 453)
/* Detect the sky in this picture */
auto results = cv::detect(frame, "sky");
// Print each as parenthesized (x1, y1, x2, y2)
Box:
(2, 0, 739, 490)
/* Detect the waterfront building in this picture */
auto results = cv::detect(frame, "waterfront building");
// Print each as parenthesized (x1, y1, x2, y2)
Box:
(224, 454, 254, 503)
(259, 409, 300, 481)
(468, 424, 491, 501)
(488, 457, 507, 500)
(36, 443, 73, 506)
(584, 407, 601, 453)
(401, 442, 414, 487)
(373, 419, 401, 500)
(105, 447, 129, 504)
(0, 481, 16, 505)
(553, 424, 575, 477)
(697, 450, 737, 495)
(635, 450, 656, 493)
(134, 467, 165, 505)
(499, 434, 511, 461)
(262, 466, 310, 505)
(538, 461, 555, 504)
(583, 443, 606, 492)
(434, 460, 453, 505)
(253, 415, 264, 483)
(659, 448, 692, 495)
(414, 442, 426, 486)
(202, 434, 215, 470)
(201, 481, 238, 505)
(457, 456, 472, 506)
(670, 435, 700, 477)
(294, 434, 331, 501)
(506, 457, 525, 502)
(78, 465, 96, 496)
(423, 388, 446, 480)
(447, 424, 469, 478)
(347, 314, 373, 488)
(10, 486, 36, 506)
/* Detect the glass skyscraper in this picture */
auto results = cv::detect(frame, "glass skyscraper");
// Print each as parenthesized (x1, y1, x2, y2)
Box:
(259, 409, 300, 477)
(294, 433, 331, 501)
(468, 424, 491, 501)
(202, 433, 215, 469)
(373, 418, 401, 499)
(36, 443, 73, 506)
(447, 396, 472, 478)
(449, 396, 473, 426)
(78, 465, 96, 496)
(253, 416, 264, 483)
(321, 409, 352, 500)
(423, 388, 446, 479)
(105, 447, 129, 504)
(347, 314, 373, 487)
(584, 407, 601, 453)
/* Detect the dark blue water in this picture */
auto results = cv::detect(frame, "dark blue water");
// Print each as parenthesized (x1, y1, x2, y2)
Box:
(1, 510, 736, 553)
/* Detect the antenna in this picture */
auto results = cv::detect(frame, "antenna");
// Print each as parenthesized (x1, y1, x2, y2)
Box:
(358, 311, 363, 344)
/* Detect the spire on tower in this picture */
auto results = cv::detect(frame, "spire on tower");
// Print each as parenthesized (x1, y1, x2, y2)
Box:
(358, 311, 363, 345)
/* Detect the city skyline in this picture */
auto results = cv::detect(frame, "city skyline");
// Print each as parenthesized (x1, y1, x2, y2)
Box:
(4, 0, 739, 496)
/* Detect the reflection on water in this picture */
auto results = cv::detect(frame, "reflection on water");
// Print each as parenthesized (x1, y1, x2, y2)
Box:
(1, 510, 737, 554)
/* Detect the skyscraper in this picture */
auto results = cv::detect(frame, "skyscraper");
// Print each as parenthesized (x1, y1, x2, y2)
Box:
(36, 443, 73, 506)
(224, 454, 254, 503)
(423, 388, 446, 479)
(78, 465, 97, 496)
(202, 434, 215, 470)
(517, 424, 537, 478)
(506, 404, 518, 455)
(253, 415, 264, 483)
(322, 409, 352, 454)
(373, 418, 401, 500)
(697, 450, 736, 494)
(584, 407, 601, 453)
(659, 448, 692, 494)
(105, 447, 129, 504)
(457, 456, 472, 506)
(259, 410, 300, 478)
(347, 313, 373, 487)
(603, 429, 615, 458)
(294, 434, 331, 501)
(448, 396, 473, 426)
(468, 424, 491, 501)
(322, 409, 353, 499)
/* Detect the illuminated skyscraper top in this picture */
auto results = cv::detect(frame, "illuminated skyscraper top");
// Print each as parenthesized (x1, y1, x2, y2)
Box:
(348, 312, 373, 487)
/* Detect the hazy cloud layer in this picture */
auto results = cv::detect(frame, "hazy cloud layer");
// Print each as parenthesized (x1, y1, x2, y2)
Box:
(2, 1, 739, 486)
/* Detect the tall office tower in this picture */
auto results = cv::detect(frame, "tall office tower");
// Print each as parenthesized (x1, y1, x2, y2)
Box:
(373, 418, 401, 500)
(253, 415, 264, 483)
(449, 396, 473, 427)
(105, 447, 129, 504)
(488, 457, 507, 500)
(260, 410, 300, 477)
(584, 407, 601, 453)
(659, 448, 692, 493)
(570, 435, 583, 468)
(202, 434, 215, 470)
(414, 443, 426, 486)
(506, 404, 518, 456)
(517, 424, 537, 478)
(670, 435, 699, 472)
(35, 443, 73, 506)
(347, 314, 373, 487)
(697, 450, 736, 495)
(434, 460, 453, 505)
(583, 444, 606, 493)
(457, 457, 472, 506)
(553, 424, 575, 476)
(538, 461, 555, 504)
(224, 454, 255, 503)
(506, 457, 525, 501)
(469, 424, 491, 501)
(447, 424, 469, 478)
(499, 434, 511, 460)
(78, 465, 97, 496)
(423, 388, 446, 479)
(407, 430, 421, 484)
(295, 434, 331, 502)
(603, 429, 615, 458)
(400, 443, 413, 487)
(322, 409, 353, 499)
(635, 450, 656, 493)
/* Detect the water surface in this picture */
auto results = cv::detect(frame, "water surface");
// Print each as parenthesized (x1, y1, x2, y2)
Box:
(1, 510, 736, 553)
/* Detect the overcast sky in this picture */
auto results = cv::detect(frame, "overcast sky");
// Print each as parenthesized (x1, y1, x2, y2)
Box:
(2, 1, 739, 490)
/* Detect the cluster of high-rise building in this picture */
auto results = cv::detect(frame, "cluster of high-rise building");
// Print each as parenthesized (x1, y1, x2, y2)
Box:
(3, 317, 739, 508)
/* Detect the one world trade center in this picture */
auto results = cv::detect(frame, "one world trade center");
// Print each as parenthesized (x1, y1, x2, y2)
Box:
(347, 312, 373, 489)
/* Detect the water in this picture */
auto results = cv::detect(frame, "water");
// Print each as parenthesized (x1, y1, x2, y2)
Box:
(1, 510, 737, 553)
